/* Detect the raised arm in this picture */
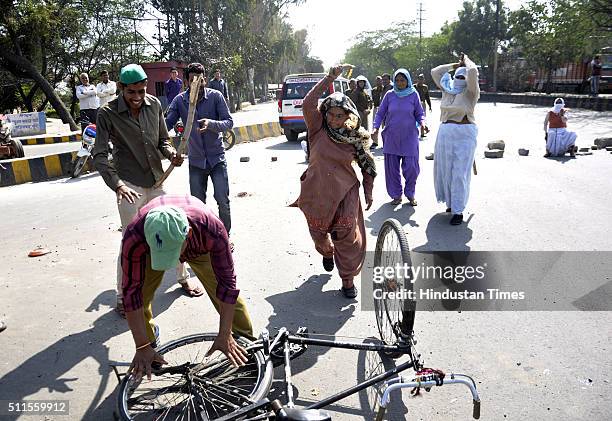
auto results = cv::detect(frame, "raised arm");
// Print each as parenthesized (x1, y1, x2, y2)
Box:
(463, 55, 480, 95)
(302, 74, 333, 132)
(431, 63, 456, 90)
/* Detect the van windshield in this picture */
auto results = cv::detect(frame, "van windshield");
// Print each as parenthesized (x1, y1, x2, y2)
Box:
(283, 81, 330, 100)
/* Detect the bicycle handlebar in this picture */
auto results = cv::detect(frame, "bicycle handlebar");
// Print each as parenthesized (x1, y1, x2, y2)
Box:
(380, 373, 481, 419)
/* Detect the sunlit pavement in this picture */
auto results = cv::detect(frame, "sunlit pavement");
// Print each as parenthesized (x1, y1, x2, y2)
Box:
(1, 99, 611, 419)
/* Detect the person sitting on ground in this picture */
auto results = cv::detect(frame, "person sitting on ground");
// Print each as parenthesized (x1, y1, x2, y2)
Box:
(543, 98, 577, 158)
(291, 65, 376, 299)
(122, 194, 253, 380)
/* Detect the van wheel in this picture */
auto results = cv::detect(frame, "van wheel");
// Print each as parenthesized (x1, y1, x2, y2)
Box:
(285, 130, 299, 142)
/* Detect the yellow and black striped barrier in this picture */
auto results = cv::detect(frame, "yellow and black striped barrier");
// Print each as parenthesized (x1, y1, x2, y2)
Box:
(17, 132, 81, 146)
(1, 122, 284, 187)
(0, 151, 78, 187)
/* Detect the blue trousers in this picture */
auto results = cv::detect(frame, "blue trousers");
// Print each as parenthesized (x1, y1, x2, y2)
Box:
(189, 162, 231, 234)
(384, 154, 420, 199)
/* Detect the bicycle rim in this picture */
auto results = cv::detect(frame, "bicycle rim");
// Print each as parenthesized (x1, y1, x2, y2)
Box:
(117, 333, 272, 420)
(373, 219, 415, 345)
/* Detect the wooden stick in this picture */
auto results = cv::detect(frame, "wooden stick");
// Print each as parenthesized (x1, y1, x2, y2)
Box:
(473, 160, 477, 175)
(154, 74, 205, 189)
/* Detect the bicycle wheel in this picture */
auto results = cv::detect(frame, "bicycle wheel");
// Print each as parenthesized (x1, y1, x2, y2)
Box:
(223, 130, 236, 151)
(373, 219, 416, 346)
(117, 333, 273, 420)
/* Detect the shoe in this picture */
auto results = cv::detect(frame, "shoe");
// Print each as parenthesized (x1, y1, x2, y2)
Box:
(323, 256, 334, 272)
(446, 208, 451, 213)
(390, 198, 402, 205)
(151, 324, 160, 349)
(341, 285, 358, 299)
(450, 214, 463, 225)
(407, 197, 417, 206)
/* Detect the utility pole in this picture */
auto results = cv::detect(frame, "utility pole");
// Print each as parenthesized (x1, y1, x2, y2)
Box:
(418, 2, 425, 73)
(492, 0, 500, 92)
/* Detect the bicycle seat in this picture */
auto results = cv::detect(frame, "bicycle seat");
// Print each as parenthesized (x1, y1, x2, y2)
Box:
(276, 408, 332, 421)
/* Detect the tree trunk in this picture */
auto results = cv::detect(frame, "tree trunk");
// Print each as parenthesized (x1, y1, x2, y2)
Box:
(247, 68, 256, 105)
(0, 50, 77, 130)
(227, 84, 236, 113)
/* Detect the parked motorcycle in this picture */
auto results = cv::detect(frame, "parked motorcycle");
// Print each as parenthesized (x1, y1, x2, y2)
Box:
(70, 121, 96, 178)
(0, 116, 24, 160)
(174, 121, 235, 151)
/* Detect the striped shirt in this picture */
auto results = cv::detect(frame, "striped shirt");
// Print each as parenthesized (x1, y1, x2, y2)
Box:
(121, 194, 238, 312)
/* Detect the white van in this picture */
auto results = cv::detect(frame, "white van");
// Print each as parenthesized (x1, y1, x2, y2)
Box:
(278, 73, 350, 142)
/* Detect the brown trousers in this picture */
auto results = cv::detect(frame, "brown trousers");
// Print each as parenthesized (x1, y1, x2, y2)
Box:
(308, 184, 366, 282)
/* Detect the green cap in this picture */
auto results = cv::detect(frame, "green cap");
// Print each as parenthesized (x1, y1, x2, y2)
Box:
(144, 206, 189, 271)
(119, 64, 148, 85)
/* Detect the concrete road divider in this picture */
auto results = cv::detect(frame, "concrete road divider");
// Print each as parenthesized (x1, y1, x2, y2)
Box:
(1, 122, 284, 187)
(0, 151, 78, 187)
(17, 132, 81, 146)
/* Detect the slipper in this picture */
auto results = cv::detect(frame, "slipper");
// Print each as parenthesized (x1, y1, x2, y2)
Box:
(115, 297, 126, 319)
(341, 286, 358, 299)
(180, 280, 205, 297)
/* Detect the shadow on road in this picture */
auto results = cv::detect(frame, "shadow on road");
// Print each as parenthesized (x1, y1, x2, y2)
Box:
(264, 273, 356, 378)
(366, 202, 417, 236)
(0, 284, 182, 419)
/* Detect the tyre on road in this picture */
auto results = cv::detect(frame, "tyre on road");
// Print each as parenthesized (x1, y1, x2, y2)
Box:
(70, 156, 88, 178)
(373, 218, 416, 355)
(116, 333, 273, 420)
(285, 129, 299, 142)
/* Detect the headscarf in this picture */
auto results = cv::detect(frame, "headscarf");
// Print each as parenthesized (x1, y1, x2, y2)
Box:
(551, 98, 565, 114)
(393, 68, 416, 97)
(440, 66, 467, 95)
(356, 75, 368, 91)
(319, 92, 377, 177)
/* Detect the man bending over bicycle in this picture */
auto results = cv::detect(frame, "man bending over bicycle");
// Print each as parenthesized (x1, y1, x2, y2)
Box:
(121, 194, 252, 380)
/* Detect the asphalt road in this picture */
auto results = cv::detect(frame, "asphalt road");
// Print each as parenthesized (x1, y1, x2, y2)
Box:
(0, 101, 611, 420)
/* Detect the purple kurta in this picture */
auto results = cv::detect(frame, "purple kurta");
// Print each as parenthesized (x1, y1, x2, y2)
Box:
(373, 90, 424, 200)
(373, 91, 424, 157)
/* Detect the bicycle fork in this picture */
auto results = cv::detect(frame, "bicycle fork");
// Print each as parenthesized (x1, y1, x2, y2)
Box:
(376, 373, 481, 420)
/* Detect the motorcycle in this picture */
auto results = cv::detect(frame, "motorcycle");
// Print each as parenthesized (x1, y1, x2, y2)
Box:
(173, 121, 235, 151)
(70, 120, 96, 178)
(0, 116, 24, 160)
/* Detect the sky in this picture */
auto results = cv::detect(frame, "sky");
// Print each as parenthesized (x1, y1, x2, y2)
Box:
(284, 0, 526, 67)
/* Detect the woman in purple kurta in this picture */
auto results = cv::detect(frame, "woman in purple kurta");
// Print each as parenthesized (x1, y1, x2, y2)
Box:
(372, 69, 427, 206)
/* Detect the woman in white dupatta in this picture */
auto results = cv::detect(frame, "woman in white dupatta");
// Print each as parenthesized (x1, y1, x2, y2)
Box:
(431, 53, 480, 225)
(544, 98, 577, 157)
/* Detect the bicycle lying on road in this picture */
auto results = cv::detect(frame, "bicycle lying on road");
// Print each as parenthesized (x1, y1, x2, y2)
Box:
(112, 218, 481, 420)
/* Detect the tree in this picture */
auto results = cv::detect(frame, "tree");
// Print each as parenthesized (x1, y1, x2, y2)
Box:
(448, 0, 510, 80)
(509, 0, 606, 93)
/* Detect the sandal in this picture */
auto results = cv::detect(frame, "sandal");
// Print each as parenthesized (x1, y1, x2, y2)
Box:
(179, 279, 205, 297)
(341, 285, 358, 299)
(115, 298, 126, 318)
(407, 198, 418, 206)
(390, 198, 402, 205)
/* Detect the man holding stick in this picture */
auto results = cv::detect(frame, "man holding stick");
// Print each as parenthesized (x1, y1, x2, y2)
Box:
(94, 64, 203, 317)
(166, 63, 234, 236)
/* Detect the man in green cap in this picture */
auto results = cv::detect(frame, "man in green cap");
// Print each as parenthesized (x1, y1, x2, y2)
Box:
(121, 194, 252, 380)
(94, 64, 203, 318)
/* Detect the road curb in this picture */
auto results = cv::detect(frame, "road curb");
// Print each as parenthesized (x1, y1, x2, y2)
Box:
(1, 122, 284, 187)
(17, 132, 82, 146)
